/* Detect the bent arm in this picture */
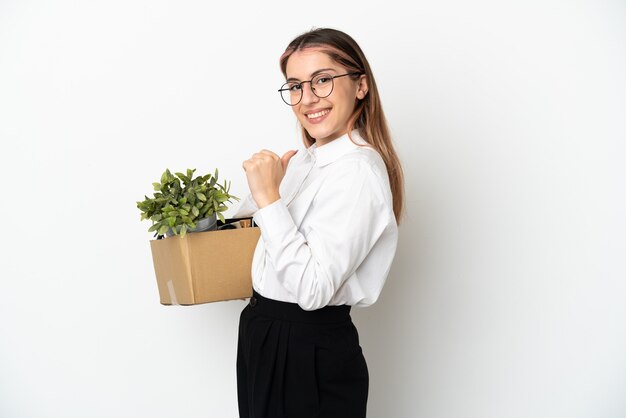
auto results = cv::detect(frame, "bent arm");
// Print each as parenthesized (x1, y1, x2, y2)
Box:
(253, 161, 394, 310)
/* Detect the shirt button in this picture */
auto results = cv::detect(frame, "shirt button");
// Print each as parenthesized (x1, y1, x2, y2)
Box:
(249, 296, 257, 307)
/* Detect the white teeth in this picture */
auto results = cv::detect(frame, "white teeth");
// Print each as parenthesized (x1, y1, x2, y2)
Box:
(306, 109, 330, 119)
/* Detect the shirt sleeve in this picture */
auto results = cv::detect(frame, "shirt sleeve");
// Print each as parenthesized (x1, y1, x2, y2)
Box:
(252, 159, 395, 310)
(232, 192, 258, 218)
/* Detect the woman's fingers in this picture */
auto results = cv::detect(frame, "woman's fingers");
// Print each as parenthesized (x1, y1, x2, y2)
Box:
(240, 148, 292, 209)
(281, 150, 298, 170)
(243, 149, 280, 169)
(259, 149, 278, 157)
(251, 150, 279, 161)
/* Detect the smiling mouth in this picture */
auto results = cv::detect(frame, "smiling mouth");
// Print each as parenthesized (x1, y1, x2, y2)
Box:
(306, 109, 331, 119)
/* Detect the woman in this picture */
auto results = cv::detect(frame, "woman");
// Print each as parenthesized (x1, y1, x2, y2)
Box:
(234, 27, 404, 418)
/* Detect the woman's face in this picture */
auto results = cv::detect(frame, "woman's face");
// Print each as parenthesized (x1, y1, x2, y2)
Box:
(284, 49, 367, 146)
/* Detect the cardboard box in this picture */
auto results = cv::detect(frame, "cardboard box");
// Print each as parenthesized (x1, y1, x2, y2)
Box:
(149, 219, 260, 305)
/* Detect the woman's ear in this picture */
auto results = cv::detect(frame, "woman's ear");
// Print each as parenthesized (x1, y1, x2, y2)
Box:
(356, 74, 369, 100)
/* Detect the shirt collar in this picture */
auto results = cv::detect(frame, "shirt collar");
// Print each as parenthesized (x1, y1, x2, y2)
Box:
(307, 129, 370, 168)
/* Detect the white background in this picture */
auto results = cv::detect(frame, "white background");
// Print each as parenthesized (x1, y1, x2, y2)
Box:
(1, 1, 625, 417)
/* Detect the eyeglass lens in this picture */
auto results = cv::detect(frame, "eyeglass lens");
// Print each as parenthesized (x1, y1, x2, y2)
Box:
(280, 73, 335, 106)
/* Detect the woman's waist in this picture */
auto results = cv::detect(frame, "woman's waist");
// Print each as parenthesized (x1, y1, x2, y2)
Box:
(249, 289, 351, 324)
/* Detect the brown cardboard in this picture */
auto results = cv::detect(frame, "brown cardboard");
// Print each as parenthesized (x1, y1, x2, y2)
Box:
(149, 221, 260, 305)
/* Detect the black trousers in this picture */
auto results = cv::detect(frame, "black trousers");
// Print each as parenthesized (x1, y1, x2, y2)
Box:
(237, 290, 369, 418)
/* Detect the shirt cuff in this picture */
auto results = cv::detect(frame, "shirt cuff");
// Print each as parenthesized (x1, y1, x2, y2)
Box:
(232, 193, 258, 218)
(252, 198, 296, 246)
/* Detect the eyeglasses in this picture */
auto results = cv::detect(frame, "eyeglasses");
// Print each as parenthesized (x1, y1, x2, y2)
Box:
(278, 72, 363, 106)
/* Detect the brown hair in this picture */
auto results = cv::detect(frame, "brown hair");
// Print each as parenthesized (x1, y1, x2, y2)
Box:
(279, 27, 405, 224)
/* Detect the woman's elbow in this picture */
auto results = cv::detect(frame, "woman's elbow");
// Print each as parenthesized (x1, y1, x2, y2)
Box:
(296, 278, 335, 311)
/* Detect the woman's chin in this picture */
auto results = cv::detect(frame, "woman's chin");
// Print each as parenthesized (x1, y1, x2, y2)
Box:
(304, 125, 333, 142)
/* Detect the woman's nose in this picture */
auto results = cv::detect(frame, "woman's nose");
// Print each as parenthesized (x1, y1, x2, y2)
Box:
(300, 83, 320, 105)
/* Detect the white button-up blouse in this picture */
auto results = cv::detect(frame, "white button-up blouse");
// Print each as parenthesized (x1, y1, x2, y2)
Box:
(233, 129, 398, 311)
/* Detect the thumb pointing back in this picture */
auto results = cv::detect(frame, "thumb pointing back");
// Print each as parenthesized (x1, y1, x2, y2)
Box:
(281, 150, 298, 171)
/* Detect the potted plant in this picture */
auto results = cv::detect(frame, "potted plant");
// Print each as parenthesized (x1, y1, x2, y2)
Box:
(137, 168, 239, 238)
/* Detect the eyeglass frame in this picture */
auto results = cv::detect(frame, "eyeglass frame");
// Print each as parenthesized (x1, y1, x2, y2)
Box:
(278, 71, 364, 106)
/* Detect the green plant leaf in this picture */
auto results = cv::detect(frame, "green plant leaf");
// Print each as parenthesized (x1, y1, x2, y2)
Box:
(175, 172, 190, 184)
(192, 206, 199, 217)
(217, 212, 225, 223)
(196, 192, 207, 202)
(158, 224, 169, 236)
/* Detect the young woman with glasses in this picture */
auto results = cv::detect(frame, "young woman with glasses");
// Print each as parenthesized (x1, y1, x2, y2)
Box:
(234, 27, 404, 418)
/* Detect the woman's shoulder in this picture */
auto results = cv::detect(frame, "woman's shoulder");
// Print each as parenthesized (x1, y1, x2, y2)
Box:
(324, 145, 392, 204)
(320, 146, 393, 208)
(335, 144, 387, 178)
